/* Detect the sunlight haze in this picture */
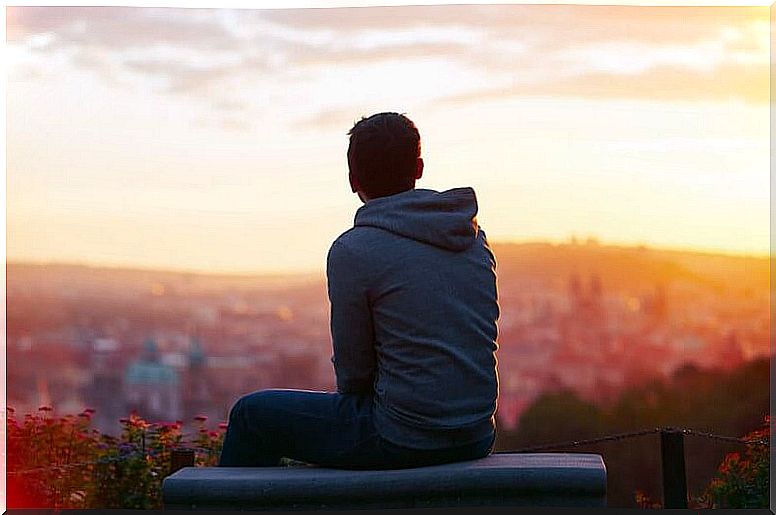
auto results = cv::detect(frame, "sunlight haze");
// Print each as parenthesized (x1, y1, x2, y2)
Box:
(7, 5, 769, 274)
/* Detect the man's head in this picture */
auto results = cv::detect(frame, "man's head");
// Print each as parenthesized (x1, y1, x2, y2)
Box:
(347, 112, 424, 202)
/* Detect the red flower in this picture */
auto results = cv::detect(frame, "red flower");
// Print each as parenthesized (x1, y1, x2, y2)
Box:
(218, 423, 228, 430)
(194, 415, 208, 422)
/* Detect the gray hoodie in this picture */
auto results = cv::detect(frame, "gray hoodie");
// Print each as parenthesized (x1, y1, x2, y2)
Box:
(326, 187, 500, 450)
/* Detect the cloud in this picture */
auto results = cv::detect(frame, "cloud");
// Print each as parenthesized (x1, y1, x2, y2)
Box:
(8, 7, 239, 51)
(259, 4, 767, 47)
(213, 99, 249, 112)
(123, 58, 245, 94)
(288, 40, 474, 68)
(7, 7, 480, 96)
(260, 4, 768, 105)
(220, 118, 251, 132)
(7, 4, 768, 113)
(292, 107, 365, 133)
(438, 62, 767, 105)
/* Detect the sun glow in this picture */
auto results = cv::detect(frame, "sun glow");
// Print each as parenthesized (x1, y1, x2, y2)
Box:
(6, 5, 769, 273)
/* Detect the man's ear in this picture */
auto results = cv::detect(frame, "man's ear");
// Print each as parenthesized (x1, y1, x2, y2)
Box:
(415, 158, 424, 180)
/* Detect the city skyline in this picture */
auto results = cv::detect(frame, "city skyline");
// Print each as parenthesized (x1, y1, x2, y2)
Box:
(7, 5, 769, 274)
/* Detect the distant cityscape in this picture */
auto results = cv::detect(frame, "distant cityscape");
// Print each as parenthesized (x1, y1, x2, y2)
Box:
(7, 239, 770, 436)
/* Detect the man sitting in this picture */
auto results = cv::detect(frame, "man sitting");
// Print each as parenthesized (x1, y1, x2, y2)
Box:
(219, 112, 500, 469)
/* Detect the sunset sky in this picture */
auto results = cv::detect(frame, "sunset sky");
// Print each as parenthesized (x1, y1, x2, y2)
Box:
(6, 4, 769, 274)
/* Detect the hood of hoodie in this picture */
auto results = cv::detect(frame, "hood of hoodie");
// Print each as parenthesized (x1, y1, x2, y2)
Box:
(353, 187, 479, 251)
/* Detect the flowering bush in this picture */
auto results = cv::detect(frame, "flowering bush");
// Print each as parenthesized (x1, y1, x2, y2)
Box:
(633, 489, 662, 509)
(7, 407, 226, 509)
(700, 416, 770, 508)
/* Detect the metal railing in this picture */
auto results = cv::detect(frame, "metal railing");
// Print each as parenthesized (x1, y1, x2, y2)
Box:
(495, 425, 768, 508)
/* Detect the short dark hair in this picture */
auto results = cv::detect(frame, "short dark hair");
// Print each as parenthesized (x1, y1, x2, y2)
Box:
(347, 112, 421, 199)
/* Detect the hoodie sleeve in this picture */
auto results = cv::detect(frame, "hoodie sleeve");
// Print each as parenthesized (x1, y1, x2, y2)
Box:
(326, 238, 377, 394)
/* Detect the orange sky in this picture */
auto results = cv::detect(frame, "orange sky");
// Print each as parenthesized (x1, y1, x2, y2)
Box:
(6, 4, 769, 274)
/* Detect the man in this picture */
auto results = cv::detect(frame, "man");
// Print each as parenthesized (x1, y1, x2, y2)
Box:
(219, 112, 499, 469)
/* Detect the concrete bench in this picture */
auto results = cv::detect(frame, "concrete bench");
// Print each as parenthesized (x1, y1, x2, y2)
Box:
(162, 453, 607, 510)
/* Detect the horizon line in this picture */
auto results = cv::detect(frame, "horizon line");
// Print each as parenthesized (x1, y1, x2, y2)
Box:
(7, 237, 770, 278)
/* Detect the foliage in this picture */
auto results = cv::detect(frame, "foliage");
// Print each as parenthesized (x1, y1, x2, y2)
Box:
(7, 406, 226, 509)
(505, 389, 608, 447)
(495, 357, 770, 508)
(697, 416, 770, 508)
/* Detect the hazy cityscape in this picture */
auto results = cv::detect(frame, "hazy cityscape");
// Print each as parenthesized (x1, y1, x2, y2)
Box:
(7, 238, 769, 437)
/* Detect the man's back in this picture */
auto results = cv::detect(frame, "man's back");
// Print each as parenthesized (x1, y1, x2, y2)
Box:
(327, 187, 499, 450)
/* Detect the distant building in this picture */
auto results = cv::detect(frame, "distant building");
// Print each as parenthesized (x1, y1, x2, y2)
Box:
(561, 273, 609, 353)
(82, 338, 125, 435)
(124, 338, 182, 422)
(182, 335, 213, 420)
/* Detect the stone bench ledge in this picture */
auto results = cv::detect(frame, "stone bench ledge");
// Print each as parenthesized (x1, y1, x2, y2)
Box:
(162, 453, 607, 510)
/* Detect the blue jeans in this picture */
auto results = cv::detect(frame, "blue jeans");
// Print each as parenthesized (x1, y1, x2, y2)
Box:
(218, 389, 496, 469)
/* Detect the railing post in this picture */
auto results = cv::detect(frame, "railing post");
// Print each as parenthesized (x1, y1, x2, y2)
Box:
(170, 448, 196, 474)
(660, 428, 688, 508)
